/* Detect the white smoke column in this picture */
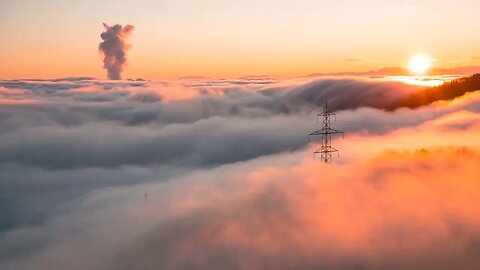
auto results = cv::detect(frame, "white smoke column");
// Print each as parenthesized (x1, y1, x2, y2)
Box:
(99, 23, 134, 80)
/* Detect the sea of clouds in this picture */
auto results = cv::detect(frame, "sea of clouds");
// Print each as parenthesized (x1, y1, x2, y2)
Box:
(1, 75, 480, 269)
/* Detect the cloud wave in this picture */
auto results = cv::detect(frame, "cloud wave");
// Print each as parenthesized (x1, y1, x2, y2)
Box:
(1, 75, 480, 269)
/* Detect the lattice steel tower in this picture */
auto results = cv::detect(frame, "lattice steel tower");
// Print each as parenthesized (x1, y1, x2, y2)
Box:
(308, 102, 344, 163)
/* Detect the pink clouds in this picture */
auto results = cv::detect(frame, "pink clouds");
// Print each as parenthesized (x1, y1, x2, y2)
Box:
(0, 86, 37, 104)
(3, 93, 480, 269)
(1, 74, 480, 269)
(112, 149, 480, 269)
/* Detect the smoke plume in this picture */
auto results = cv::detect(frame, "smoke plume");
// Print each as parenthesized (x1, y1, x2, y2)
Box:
(99, 23, 134, 80)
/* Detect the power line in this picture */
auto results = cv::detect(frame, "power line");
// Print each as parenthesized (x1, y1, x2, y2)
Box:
(308, 102, 344, 163)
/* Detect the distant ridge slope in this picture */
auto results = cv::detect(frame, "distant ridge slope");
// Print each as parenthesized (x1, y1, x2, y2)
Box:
(396, 73, 480, 109)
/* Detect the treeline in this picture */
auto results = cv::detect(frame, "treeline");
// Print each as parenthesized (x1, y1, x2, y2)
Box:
(396, 73, 480, 109)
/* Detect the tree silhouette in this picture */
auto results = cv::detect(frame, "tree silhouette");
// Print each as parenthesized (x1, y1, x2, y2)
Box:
(397, 73, 480, 109)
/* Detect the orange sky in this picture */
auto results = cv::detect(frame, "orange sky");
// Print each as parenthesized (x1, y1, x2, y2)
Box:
(1, 0, 480, 79)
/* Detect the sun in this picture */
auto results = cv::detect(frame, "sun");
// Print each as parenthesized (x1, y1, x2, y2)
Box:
(407, 54, 433, 75)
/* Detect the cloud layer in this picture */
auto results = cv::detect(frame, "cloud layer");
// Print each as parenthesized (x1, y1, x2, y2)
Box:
(1, 75, 480, 269)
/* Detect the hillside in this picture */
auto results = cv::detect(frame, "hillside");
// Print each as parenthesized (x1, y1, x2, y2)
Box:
(398, 73, 480, 108)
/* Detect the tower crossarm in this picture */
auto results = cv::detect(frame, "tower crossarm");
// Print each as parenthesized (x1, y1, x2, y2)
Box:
(313, 146, 339, 153)
(308, 129, 344, 136)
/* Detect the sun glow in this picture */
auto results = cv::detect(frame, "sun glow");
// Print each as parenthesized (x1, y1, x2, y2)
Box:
(408, 54, 433, 75)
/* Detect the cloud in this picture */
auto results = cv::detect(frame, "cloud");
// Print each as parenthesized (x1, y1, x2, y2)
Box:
(280, 78, 419, 111)
(2, 137, 480, 269)
(0, 115, 309, 169)
(1, 75, 480, 269)
(1, 77, 480, 171)
(112, 147, 480, 270)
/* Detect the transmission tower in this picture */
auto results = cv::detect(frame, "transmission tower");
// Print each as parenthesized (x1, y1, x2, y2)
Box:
(308, 102, 344, 163)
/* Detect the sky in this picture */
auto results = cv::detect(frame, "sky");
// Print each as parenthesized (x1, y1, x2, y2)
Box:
(1, 0, 480, 79)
